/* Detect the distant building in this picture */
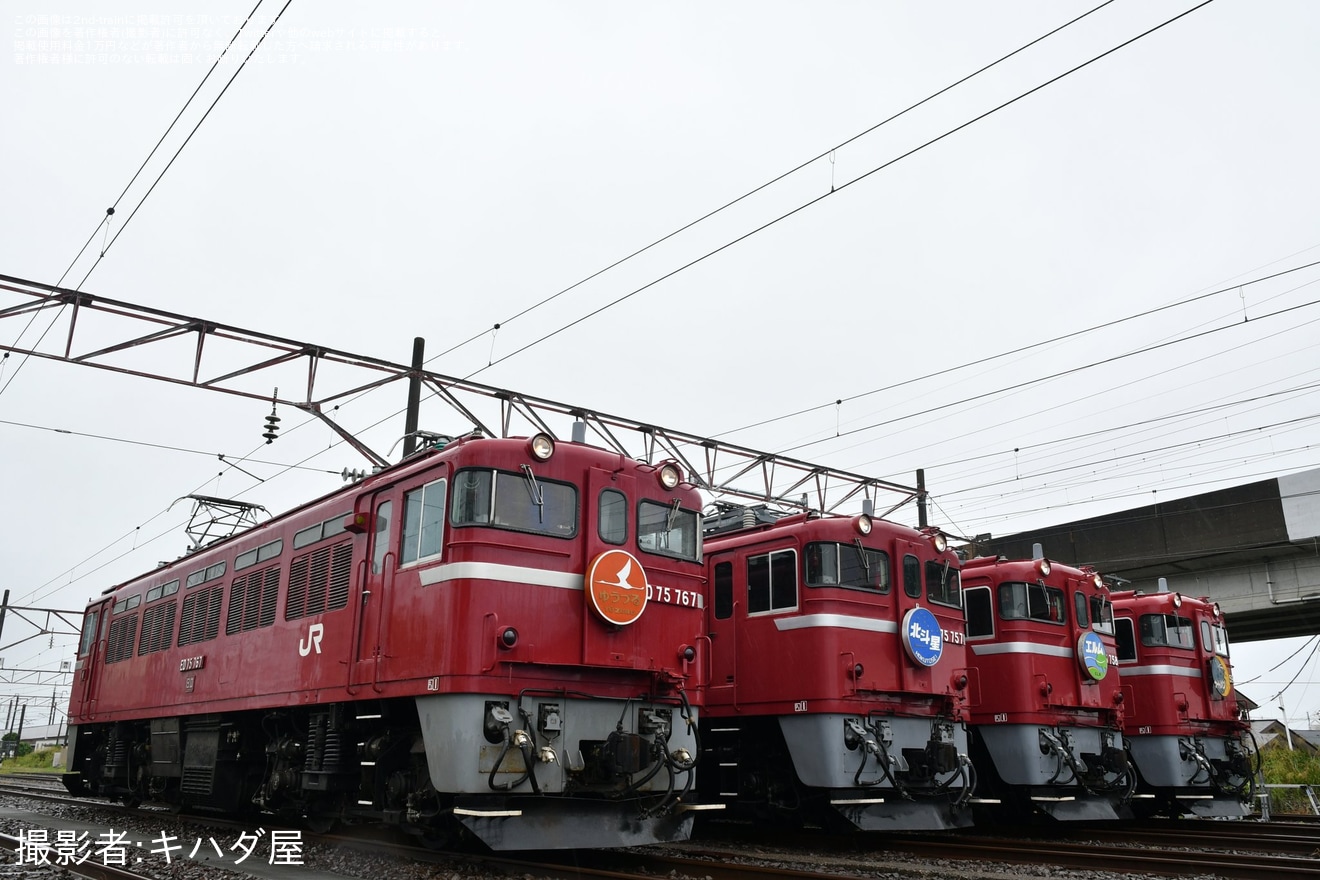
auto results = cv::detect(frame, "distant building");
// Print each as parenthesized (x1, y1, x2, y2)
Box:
(1251, 719, 1320, 753)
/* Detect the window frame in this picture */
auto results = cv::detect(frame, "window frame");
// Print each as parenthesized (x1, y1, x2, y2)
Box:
(401, 477, 448, 566)
(747, 548, 798, 616)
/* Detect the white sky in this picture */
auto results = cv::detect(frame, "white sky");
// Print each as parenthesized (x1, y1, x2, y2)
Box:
(2, 1, 1319, 729)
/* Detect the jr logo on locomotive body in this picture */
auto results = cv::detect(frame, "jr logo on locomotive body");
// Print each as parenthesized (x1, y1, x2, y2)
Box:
(299, 622, 324, 657)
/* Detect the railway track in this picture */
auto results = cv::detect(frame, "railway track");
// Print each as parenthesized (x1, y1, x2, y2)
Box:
(3, 782, 1317, 880)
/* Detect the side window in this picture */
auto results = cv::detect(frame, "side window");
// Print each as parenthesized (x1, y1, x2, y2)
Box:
(78, 609, 101, 657)
(1074, 591, 1089, 627)
(714, 561, 733, 620)
(402, 478, 447, 565)
(903, 555, 921, 598)
(372, 500, 393, 575)
(1116, 617, 1137, 662)
(599, 489, 627, 545)
(747, 549, 797, 614)
(926, 560, 960, 607)
(965, 586, 993, 638)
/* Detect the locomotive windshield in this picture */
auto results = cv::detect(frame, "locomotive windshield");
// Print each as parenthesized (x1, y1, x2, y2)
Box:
(997, 581, 1064, 623)
(1089, 595, 1115, 634)
(926, 559, 961, 608)
(637, 500, 700, 561)
(1139, 613, 1195, 649)
(1201, 619, 1230, 656)
(451, 468, 577, 537)
(805, 541, 889, 592)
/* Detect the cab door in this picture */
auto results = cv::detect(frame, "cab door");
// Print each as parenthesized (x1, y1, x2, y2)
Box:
(706, 552, 738, 706)
(70, 600, 112, 720)
(354, 491, 396, 691)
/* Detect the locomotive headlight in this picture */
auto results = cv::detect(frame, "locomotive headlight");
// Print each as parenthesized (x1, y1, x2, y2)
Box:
(658, 462, 681, 489)
(1092, 574, 1104, 589)
(853, 514, 872, 536)
(931, 532, 947, 553)
(1213, 602, 1222, 619)
(528, 433, 555, 461)
(1037, 558, 1052, 577)
(1172, 592, 1182, 609)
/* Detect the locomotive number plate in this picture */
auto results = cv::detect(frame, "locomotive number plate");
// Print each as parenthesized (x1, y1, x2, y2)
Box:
(646, 584, 703, 609)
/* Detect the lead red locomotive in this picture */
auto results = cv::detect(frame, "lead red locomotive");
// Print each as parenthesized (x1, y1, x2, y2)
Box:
(65, 432, 711, 849)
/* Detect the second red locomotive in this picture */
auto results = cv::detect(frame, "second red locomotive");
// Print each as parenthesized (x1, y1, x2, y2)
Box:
(698, 504, 973, 831)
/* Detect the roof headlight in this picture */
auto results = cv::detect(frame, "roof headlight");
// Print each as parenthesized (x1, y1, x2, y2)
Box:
(1037, 558, 1052, 577)
(854, 514, 872, 536)
(931, 533, 947, 553)
(528, 433, 555, 461)
(1173, 592, 1182, 609)
(658, 462, 681, 490)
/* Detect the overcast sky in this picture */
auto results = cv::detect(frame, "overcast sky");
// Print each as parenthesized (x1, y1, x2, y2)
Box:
(3, 1, 1319, 728)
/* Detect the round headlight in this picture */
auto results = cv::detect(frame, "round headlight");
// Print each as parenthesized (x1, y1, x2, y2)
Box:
(931, 533, 947, 553)
(1093, 574, 1104, 589)
(1213, 602, 1222, 619)
(528, 433, 555, 461)
(1172, 592, 1182, 608)
(658, 463, 681, 489)
(854, 514, 872, 535)
(1037, 558, 1052, 577)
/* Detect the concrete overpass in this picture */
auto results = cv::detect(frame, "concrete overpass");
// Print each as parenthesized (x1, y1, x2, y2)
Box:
(964, 468, 1320, 644)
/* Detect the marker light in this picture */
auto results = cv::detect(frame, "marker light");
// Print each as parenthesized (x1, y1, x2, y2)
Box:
(658, 462, 681, 489)
(852, 663, 865, 679)
(528, 433, 555, 461)
(853, 514, 873, 536)
(500, 627, 519, 648)
(680, 645, 696, 662)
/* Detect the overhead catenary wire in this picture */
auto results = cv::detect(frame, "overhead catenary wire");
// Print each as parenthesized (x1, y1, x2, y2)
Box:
(0, 1, 294, 403)
(420, 0, 1123, 369)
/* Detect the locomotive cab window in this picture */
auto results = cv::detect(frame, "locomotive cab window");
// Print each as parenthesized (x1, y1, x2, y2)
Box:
(1115, 617, 1137, 662)
(902, 555, 921, 598)
(1139, 613, 1195, 649)
(637, 499, 699, 561)
(964, 586, 994, 638)
(451, 468, 578, 538)
(926, 560, 960, 608)
(1090, 595, 1115, 635)
(714, 560, 733, 620)
(998, 581, 1065, 624)
(599, 489, 627, 545)
(402, 478, 447, 565)
(805, 541, 889, 592)
(77, 609, 100, 657)
(748, 548, 797, 615)
(1201, 619, 1230, 656)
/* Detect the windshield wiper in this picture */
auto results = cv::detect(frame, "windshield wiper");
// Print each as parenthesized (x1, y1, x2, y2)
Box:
(520, 464, 545, 523)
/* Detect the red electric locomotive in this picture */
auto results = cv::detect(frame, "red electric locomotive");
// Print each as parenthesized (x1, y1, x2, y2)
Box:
(1108, 582, 1256, 817)
(960, 552, 1134, 821)
(697, 504, 974, 831)
(64, 431, 713, 849)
